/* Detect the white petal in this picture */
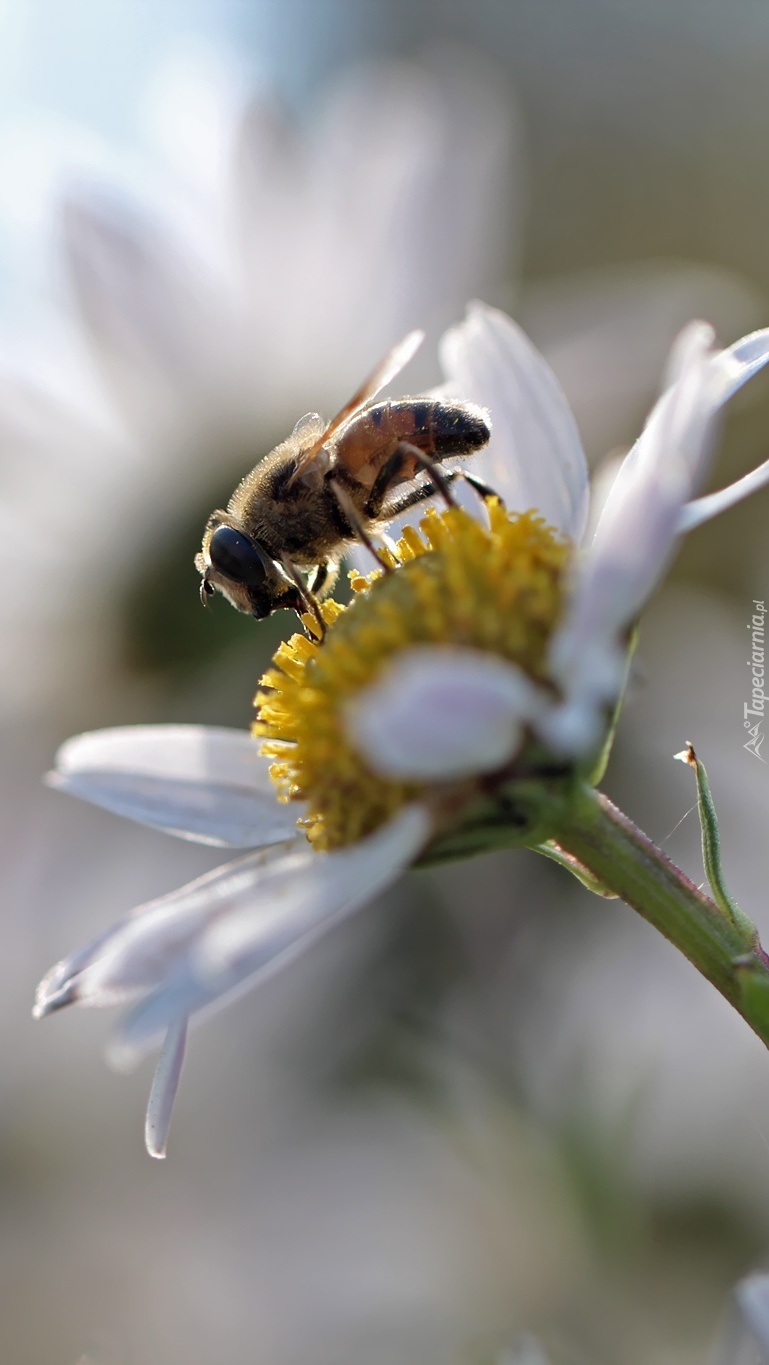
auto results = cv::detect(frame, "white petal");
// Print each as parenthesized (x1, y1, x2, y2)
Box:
(578, 327, 711, 618)
(33, 839, 304, 1018)
(676, 327, 769, 531)
(655, 325, 769, 495)
(535, 692, 610, 761)
(54, 723, 260, 783)
(680, 454, 769, 532)
(49, 724, 301, 848)
(592, 322, 769, 615)
(440, 302, 589, 540)
(673, 325, 769, 489)
(144, 1019, 187, 1160)
(345, 647, 545, 780)
(112, 805, 431, 1064)
(662, 318, 716, 390)
(711, 326, 769, 406)
(734, 1274, 769, 1352)
(544, 323, 769, 754)
(588, 321, 714, 556)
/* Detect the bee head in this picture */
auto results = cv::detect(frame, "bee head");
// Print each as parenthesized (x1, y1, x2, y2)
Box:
(196, 517, 302, 619)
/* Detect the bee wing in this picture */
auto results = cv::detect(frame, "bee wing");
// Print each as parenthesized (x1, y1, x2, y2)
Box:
(291, 411, 326, 442)
(287, 329, 424, 484)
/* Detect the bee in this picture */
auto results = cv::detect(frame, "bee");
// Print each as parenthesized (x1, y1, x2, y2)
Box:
(196, 330, 492, 628)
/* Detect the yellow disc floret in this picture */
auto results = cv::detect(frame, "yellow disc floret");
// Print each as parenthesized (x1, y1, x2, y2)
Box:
(254, 501, 571, 850)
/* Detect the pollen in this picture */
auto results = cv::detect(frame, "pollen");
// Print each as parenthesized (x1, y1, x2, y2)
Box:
(254, 501, 571, 850)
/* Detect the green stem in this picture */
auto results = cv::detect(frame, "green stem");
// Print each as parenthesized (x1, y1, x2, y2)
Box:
(550, 783, 769, 1050)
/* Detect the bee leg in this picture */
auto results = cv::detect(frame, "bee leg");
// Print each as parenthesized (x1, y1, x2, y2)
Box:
(308, 562, 329, 596)
(328, 477, 394, 573)
(379, 480, 444, 518)
(402, 444, 459, 509)
(308, 560, 339, 599)
(365, 443, 457, 518)
(364, 446, 409, 518)
(460, 469, 505, 508)
(279, 552, 326, 639)
(380, 467, 504, 522)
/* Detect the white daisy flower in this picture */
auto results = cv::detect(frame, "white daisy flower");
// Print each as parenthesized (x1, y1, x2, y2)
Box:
(0, 47, 520, 714)
(35, 304, 769, 1156)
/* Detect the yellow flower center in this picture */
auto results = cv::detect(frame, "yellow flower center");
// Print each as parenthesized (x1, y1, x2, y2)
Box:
(254, 501, 571, 850)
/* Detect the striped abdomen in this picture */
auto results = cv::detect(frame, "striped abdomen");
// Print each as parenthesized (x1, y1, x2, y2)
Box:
(334, 399, 490, 480)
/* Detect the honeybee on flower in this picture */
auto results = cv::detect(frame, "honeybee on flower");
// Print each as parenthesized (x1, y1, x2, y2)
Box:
(35, 303, 769, 1157)
(195, 328, 492, 626)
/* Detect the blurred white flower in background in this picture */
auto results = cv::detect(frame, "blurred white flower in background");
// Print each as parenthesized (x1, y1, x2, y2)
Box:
(1, 34, 769, 1365)
(0, 41, 762, 716)
(0, 43, 521, 715)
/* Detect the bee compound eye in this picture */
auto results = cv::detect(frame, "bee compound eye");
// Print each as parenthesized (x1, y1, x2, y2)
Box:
(208, 526, 271, 587)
